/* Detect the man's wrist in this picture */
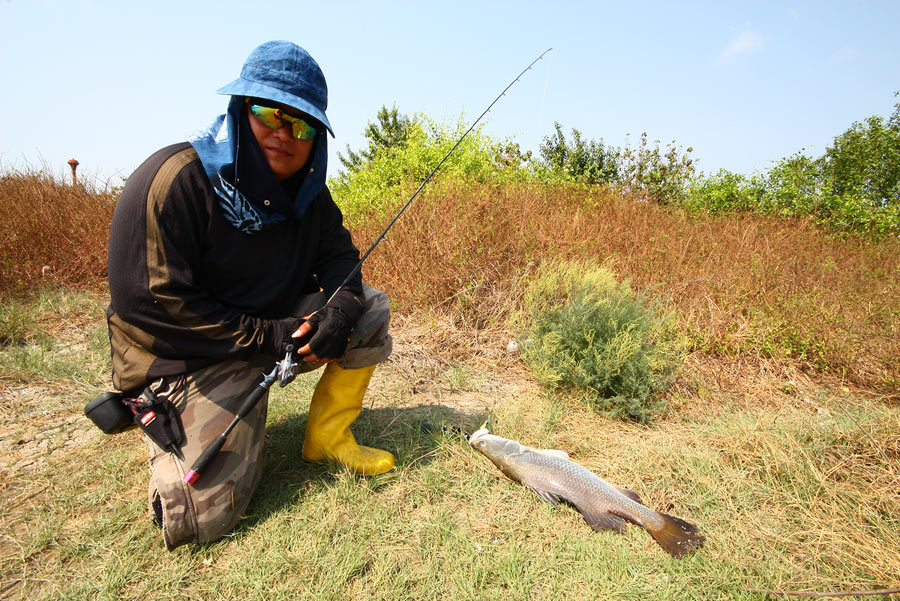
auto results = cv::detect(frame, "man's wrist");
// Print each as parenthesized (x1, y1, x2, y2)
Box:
(327, 289, 365, 326)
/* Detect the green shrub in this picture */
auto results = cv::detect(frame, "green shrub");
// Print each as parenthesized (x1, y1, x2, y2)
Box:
(515, 261, 684, 423)
(329, 114, 529, 223)
(686, 169, 765, 214)
(684, 99, 900, 237)
(620, 133, 696, 205)
(759, 148, 900, 236)
(538, 122, 620, 184)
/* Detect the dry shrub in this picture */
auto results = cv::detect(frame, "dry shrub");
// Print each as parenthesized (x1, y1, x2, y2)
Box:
(351, 179, 899, 393)
(0, 169, 115, 293)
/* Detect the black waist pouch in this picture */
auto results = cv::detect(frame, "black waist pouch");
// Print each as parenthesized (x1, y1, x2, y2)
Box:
(85, 391, 136, 434)
(125, 389, 185, 458)
(85, 389, 185, 459)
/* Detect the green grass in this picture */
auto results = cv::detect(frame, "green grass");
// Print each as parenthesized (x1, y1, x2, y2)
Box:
(1, 289, 898, 600)
(0, 286, 110, 387)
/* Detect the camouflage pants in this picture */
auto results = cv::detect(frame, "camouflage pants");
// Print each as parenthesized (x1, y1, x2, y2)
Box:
(145, 285, 392, 550)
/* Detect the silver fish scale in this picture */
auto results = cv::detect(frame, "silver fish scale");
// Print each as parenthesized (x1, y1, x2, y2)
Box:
(507, 449, 665, 531)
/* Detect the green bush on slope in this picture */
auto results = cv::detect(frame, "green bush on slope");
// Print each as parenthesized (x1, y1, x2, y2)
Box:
(515, 261, 684, 423)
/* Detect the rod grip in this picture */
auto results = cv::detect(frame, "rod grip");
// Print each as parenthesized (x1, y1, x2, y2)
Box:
(183, 381, 270, 484)
(183, 435, 226, 484)
(236, 382, 269, 419)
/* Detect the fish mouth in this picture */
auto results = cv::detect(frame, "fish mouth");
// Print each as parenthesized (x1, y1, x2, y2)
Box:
(467, 422, 490, 445)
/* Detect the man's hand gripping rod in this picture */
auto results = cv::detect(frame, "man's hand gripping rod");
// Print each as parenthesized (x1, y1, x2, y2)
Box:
(184, 48, 552, 485)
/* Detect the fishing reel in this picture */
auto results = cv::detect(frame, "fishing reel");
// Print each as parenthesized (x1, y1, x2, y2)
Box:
(276, 344, 299, 387)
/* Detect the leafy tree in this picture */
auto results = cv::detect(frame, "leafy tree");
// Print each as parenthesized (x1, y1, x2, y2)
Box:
(683, 97, 900, 237)
(822, 98, 900, 207)
(338, 104, 415, 173)
(753, 97, 900, 235)
(539, 122, 620, 184)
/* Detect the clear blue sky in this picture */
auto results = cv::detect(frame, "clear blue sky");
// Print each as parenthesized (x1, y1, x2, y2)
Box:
(2, 1, 899, 187)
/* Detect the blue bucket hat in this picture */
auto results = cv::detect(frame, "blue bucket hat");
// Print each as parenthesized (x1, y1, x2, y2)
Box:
(217, 40, 334, 136)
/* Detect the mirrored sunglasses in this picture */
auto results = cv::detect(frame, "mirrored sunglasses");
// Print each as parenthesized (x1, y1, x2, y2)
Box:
(246, 99, 317, 140)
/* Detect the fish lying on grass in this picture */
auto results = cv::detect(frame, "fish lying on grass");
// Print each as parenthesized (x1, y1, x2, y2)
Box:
(468, 426, 705, 558)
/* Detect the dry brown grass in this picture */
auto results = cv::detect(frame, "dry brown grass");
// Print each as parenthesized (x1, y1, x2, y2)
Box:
(0, 170, 115, 294)
(1, 172, 896, 393)
(352, 180, 900, 394)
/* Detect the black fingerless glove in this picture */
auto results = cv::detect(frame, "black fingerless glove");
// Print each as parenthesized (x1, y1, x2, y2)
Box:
(301, 290, 365, 360)
(326, 289, 365, 327)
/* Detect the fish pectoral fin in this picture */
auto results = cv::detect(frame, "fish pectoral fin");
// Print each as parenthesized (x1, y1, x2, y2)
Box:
(613, 485, 643, 504)
(578, 509, 627, 533)
(527, 486, 562, 506)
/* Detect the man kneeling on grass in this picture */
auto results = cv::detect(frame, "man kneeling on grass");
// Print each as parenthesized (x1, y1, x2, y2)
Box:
(105, 40, 395, 549)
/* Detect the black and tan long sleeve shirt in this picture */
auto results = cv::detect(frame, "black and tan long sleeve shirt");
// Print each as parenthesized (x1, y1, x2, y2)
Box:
(106, 142, 362, 391)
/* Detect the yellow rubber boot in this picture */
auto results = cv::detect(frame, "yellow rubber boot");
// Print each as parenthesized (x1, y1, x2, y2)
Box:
(302, 362, 395, 475)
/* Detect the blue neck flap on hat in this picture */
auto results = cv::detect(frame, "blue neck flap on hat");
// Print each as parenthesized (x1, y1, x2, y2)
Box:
(189, 96, 328, 234)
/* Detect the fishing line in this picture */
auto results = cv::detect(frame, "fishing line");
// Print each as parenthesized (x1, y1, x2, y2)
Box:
(520, 49, 554, 245)
(539, 50, 552, 122)
(324, 47, 553, 307)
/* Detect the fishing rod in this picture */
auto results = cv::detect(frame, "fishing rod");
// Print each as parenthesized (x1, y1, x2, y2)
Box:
(324, 46, 553, 307)
(184, 47, 553, 485)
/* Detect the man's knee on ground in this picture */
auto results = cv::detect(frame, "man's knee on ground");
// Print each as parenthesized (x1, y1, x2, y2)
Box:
(153, 473, 257, 549)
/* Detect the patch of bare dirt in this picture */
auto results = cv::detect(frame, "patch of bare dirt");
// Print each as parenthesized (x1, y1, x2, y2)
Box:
(0, 382, 101, 478)
(368, 312, 537, 422)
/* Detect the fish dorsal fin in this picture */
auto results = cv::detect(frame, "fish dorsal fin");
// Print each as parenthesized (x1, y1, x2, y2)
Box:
(526, 486, 562, 506)
(578, 509, 626, 533)
(526, 447, 570, 461)
(613, 485, 642, 504)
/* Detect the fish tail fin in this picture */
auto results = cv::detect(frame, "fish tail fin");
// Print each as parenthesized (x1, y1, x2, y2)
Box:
(648, 512, 705, 558)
